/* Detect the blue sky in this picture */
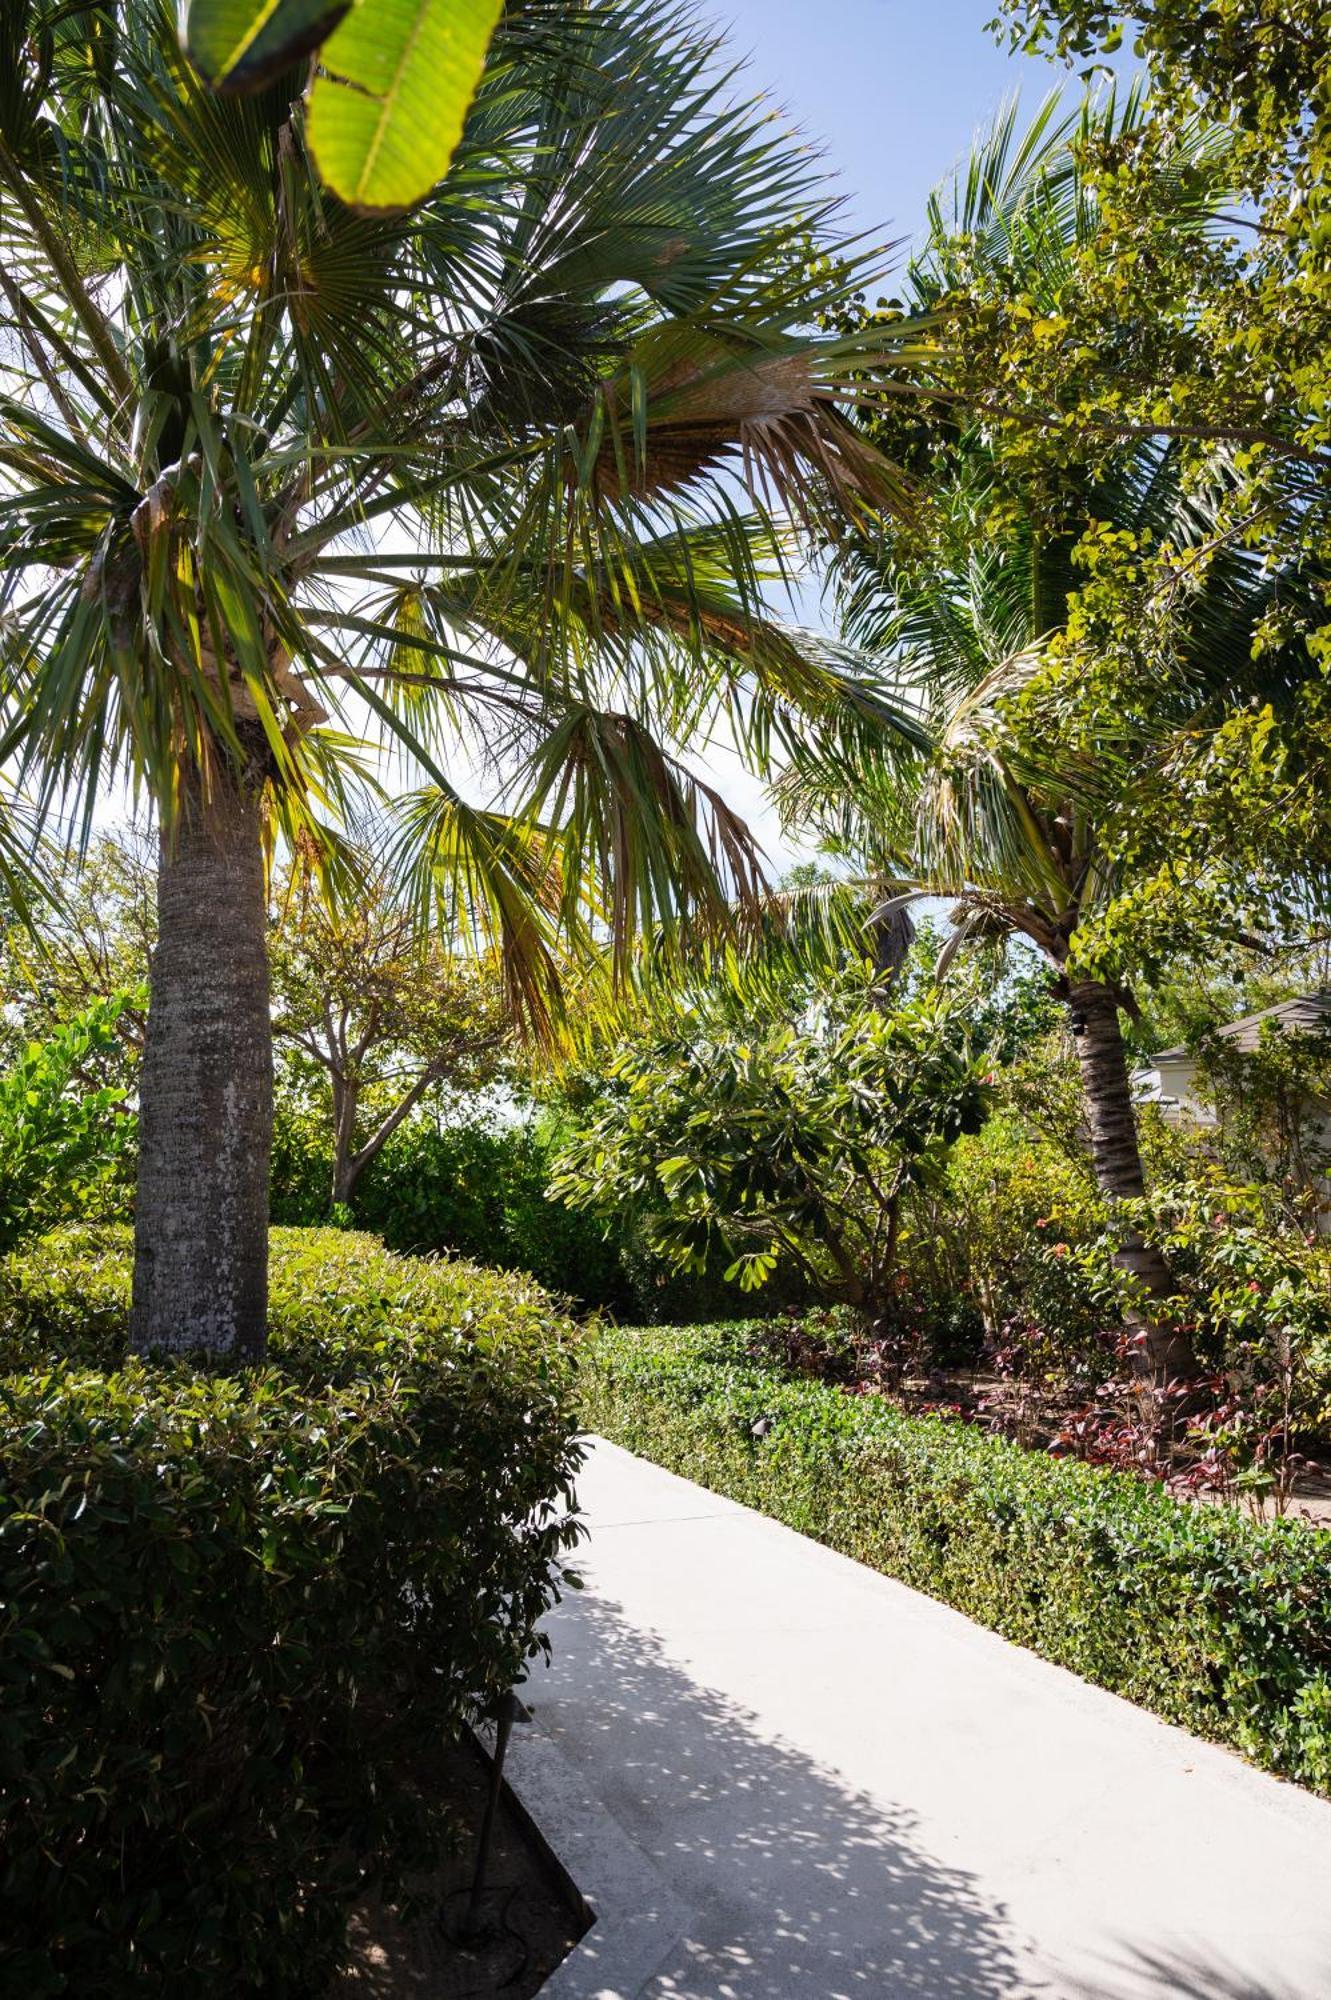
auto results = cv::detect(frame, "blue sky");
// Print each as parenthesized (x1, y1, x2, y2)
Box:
(713, 0, 1093, 256)
(688, 1, 1130, 863)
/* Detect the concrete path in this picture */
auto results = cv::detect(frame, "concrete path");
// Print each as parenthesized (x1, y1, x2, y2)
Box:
(523, 1438, 1331, 2000)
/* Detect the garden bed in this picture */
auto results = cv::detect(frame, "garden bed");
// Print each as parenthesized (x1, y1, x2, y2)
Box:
(331, 1730, 588, 1998)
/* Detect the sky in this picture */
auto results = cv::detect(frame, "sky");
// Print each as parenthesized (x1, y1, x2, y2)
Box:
(717, 0, 1084, 252)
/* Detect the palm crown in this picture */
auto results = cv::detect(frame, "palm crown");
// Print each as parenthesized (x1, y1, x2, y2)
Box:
(0, 0, 931, 994)
(0, 0, 937, 1353)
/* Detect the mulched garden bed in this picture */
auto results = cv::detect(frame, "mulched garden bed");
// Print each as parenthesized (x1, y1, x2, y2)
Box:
(329, 1732, 589, 1998)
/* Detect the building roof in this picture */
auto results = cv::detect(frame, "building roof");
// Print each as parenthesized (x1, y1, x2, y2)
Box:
(1154, 992, 1331, 1063)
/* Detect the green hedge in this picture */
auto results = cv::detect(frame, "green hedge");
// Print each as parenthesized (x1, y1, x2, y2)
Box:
(580, 1320, 1331, 1795)
(0, 1228, 583, 1997)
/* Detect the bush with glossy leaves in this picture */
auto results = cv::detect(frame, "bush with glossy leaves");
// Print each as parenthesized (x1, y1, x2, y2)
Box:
(0, 1227, 583, 1997)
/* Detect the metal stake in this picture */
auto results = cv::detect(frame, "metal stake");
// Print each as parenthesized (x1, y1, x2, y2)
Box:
(462, 1688, 518, 1940)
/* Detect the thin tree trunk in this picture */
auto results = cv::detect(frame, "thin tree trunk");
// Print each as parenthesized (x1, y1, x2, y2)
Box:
(330, 1074, 358, 1208)
(870, 897, 915, 999)
(131, 758, 272, 1361)
(334, 1065, 442, 1208)
(1066, 979, 1199, 1391)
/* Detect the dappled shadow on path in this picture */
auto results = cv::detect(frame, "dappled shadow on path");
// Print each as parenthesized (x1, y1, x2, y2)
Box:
(1078, 1945, 1315, 2000)
(532, 1591, 1048, 1999)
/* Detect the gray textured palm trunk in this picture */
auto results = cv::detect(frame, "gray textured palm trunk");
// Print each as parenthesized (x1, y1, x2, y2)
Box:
(130, 757, 273, 1361)
(1065, 978, 1199, 1396)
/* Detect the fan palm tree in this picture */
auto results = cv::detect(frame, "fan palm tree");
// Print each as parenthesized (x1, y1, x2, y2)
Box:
(788, 95, 1324, 1397)
(0, 1, 933, 1357)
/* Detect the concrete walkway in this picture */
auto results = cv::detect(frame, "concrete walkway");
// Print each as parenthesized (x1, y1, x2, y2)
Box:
(521, 1438, 1331, 2000)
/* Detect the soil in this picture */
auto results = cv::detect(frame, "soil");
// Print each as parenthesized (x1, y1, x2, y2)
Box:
(897, 1369, 1331, 1529)
(328, 1732, 589, 1999)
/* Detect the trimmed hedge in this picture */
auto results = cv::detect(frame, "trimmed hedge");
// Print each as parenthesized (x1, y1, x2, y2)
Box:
(580, 1320, 1331, 1795)
(0, 1228, 583, 1997)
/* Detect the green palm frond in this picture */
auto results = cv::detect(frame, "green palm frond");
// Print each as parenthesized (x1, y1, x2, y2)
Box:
(386, 781, 568, 1041)
(519, 702, 769, 958)
(0, 0, 950, 1030)
(0, 779, 45, 916)
(783, 91, 1314, 974)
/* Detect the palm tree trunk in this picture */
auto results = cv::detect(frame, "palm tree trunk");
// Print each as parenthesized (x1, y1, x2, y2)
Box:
(130, 760, 272, 1361)
(1066, 979, 1199, 1391)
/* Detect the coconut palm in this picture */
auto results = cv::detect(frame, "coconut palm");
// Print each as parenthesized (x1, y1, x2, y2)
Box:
(0, 0, 932, 1356)
(786, 96, 1324, 1396)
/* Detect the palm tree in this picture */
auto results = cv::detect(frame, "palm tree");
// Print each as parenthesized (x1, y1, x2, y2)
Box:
(788, 97, 1323, 1398)
(0, 1, 929, 1357)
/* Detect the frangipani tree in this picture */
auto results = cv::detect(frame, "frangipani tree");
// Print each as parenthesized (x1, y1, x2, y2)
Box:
(552, 963, 986, 1317)
(0, 0, 930, 1357)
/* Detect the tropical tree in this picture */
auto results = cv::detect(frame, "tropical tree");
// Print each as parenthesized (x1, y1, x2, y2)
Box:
(988, 0, 1331, 625)
(0, 0, 926, 1357)
(552, 963, 986, 1319)
(269, 860, 512, 1208)
(790, 99, 1326, 1396)
(0, 827, 158, 1058)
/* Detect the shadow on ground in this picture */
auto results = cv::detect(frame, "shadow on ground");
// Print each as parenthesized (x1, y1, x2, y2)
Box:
(535, 1590, 1044, 1998)
(537, 1592, 1329, 2000)
(1079, 1948, 1313, 2000)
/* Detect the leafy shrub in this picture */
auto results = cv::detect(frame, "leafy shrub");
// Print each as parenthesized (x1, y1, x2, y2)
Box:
(553, 980, 985, 1311)
(0, 1227, 583, 1997)
(272, 1113, 639, 1315)
(1075, 1171, 1331, 1389)
(1067, 1171, 1331, 1492)
(580, 1319, 1331, 1794)
(899, 1113, 1112, 1378)
(0, 994, 138, 1253)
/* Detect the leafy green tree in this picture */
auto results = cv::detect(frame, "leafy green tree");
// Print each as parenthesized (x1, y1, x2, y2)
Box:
(795, 99, 1325, 1394)
(552, 969, 986, 1320)
(269, 864, 511, 1206)
(835, 55, 1331, 977)
(0, 830, 157, 1063)
(982, 2, 1331, 628)
(0, 0, 923, 1357)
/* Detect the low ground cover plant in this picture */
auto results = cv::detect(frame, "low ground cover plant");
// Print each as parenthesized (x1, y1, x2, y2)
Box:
(0, 1227, 583, 1997)
(581, 1318, 1331, 1795)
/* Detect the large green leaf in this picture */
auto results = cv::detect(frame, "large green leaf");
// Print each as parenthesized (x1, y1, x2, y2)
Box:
(306, 0, 503, 212)
(180, 0, 350, 93)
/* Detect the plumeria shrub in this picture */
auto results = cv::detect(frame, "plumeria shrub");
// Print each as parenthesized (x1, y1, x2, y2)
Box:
(552, 973, 986, 1324)
(0, 1228, 582, 1997)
